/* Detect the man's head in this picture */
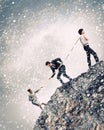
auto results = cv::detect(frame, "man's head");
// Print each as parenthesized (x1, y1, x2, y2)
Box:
(78, 28, 85, 35)
(45, 61, 51, 67)
(27, 89, 32, 94)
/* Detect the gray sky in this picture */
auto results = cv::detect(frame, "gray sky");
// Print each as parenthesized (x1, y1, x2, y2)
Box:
(0, 0, 104, 130)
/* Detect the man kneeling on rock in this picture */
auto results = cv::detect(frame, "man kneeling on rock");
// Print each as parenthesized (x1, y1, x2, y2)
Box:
(45, 58, 72, 85)
(27, 87, 46, 110)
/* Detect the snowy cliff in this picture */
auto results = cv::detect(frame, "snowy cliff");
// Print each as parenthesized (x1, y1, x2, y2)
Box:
(34, 61, 104, 130)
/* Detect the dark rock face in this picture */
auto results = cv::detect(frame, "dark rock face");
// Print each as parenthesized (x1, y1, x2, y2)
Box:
(34, 61, 104, 130)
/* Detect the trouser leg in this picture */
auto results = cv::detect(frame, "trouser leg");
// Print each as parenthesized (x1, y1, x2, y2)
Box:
(57, 71, 64, 84)
(63, 73, 71, 80)
(39, 105, 43, 110)
(41, 103, 46, 105)
(88, 47, 99, 62)
(86, 51, 91, 67)
(32, 100, 43, 109)
(84, 46, 91, 67)
(60, 65, 71, 80)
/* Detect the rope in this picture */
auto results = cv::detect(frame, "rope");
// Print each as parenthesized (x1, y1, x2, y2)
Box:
(38, 38, 80, 86)
(49, 38, 80, 75)
(50, 38, 80, 77)
(65, 38, 80, 60)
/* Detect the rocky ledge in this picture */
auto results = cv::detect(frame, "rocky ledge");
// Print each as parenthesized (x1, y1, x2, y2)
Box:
(34, 61, 104, 130)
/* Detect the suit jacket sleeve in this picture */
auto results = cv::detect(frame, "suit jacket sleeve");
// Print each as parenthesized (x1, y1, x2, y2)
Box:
(50, 67, 56, 78)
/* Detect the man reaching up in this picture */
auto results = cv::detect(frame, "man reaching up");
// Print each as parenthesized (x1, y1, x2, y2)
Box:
(27, 87, 46, 110)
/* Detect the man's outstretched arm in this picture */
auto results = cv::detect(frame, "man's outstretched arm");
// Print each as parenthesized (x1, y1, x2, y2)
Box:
(49, 67, 56, 79)
(34, 87, 43, 93)
(50, 72, 56, 78)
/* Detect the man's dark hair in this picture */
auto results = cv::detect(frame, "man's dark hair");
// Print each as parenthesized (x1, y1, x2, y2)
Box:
(45, 61, 50, 66)
(78, 28, 83, 35)
(27, 89, 31, 93)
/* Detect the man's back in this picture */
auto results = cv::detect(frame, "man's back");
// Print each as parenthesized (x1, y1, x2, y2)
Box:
(51, 58, 62, 69)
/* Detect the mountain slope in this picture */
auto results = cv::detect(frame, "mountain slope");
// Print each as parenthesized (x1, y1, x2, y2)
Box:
(34, 61, 104, 130)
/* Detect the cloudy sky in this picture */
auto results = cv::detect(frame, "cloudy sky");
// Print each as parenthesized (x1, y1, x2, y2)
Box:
(0, 0, 104, 130)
